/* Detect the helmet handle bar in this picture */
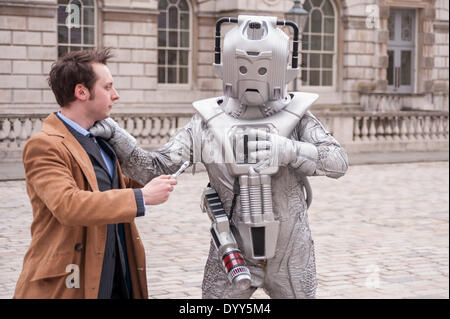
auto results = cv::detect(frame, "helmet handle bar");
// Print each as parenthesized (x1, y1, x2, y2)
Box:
(276, 20, 299, 69)
(215, 17, 238, 65)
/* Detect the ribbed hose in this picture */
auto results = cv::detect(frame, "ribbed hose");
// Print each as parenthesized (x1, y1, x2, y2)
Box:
(260, 175, 274, 218)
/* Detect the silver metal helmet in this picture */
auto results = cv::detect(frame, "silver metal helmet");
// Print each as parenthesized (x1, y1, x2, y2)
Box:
(213, 15, 299, 108)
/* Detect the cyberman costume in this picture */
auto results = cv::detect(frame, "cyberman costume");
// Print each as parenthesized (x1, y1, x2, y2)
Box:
(91, 15, 348, 299)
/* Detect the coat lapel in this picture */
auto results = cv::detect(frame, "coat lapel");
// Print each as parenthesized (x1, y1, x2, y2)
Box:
(42, 113, 99, 191)
(75, 134, 111, 180)
(97, 137, 118, 181)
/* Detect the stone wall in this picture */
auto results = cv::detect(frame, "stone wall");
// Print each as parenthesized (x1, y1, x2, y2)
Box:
(0, 0, 57, 114)
(0, 0, 448, 115)
(433, 0, 449, 110)
(341, 0, 376, 107)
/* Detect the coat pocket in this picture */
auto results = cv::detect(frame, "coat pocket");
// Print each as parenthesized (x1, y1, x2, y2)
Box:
(29, 255, 76, 282)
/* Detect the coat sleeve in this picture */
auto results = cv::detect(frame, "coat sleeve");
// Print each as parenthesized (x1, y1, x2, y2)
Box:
(123, 175, 143, 189)
(293, 111, 349, 179)
(23, 134, 138, 227)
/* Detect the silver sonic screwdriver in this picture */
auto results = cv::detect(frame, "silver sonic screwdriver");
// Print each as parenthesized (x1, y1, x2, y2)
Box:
(171, 161, 190, 179)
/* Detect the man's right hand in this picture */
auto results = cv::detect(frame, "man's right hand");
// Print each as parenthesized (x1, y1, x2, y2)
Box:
(141, 175, 178, 205)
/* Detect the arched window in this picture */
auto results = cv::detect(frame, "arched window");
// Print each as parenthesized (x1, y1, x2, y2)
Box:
(157, 0, 191, 84)
(301, 0, 337, 87)
(57, 0, 96, 57)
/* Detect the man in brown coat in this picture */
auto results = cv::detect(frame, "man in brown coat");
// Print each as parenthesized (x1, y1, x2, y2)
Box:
(14, 49, 177, 299)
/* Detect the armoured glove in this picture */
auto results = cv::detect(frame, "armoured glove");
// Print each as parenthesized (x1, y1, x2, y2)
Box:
(89, 117, 137, 161)
(244, 128, 318, 175)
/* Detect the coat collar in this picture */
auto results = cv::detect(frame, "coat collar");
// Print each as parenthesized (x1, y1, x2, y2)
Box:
(42, 113, 100, 191)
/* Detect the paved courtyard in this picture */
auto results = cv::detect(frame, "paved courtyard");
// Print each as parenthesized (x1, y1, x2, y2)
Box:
(0, 161, 448, 299)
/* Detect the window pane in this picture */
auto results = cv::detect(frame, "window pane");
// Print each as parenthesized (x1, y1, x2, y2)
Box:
(322, 70, 332, 85)
(158, 0, 168, 10)
(158, 31, 166, 47)
(311, 0, 321, 7)
(70, 27, 81, 44)
(179, 50, 188, 65)
(169, 31, 178, 47)
(303, 18, 309, 32)
(304, 0, 312, 11)
(71, 0, 81, 7)
(322, 54, 332, 68)
(158, 50, 166, 65)
(310, 53, 320, 68)
(301, 53, 308, 68)
(58, 26, 68, 43)
(168, 7, 178, 29)
(168, 0, 177, 3)
(158, 12, 166, 28)
(180, 13, 189, 30)
(58, 45, 68, 57)
(168, 50, 177, 65)
(58, 5, 67, 25)
(180, 31, 189, 47)
(83, 7, 94, 26)
(311, 10, 322, 33)
(401, 50, 411, 85)
(179, 67, 188, 83)
(179, 0, 189, 11)
(387, 50, 394, 85)
(310, 70, 320, 86)
(311, 35, 321, 50)
(323, 35, 334, 51)
(83, 27, 94, 44)
(83, 0, 94, 6)
(401, 13, 412, 42)
(388, 12, 395, 41)
(302, 35, 309, 50)
(324, 18, 334, 34)
(65, 1, 81, 27)
(301, 70, 308, 85)
(168, 67, 177, 83)
(158, 67, 166, 83)
(322, 0, 334, 16)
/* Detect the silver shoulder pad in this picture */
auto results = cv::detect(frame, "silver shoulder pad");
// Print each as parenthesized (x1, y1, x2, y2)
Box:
(283, 92, 319, 119)
(192, 97, 224, 124)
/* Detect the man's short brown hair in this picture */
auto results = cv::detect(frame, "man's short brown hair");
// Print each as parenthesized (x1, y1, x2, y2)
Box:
(48, 48, 114, 107)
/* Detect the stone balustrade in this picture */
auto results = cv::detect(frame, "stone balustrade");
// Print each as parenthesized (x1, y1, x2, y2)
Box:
(0, 112, 193, 161)
(360, 92, 449, 112)
(315, 110, 449, 154)
(1, 110, 449, 162)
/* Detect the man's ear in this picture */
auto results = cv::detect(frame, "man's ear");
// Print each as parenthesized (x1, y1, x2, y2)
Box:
(74, 83, 89, 101)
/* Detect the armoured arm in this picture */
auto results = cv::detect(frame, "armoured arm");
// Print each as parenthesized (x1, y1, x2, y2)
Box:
(293, 111, 348, 178)
(91, 115, 203, 185)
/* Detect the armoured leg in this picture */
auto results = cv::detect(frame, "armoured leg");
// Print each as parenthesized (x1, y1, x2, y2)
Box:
(264, 213, 317, 299)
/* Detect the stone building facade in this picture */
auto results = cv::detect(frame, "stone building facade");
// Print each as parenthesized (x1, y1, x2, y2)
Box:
(0, 0, 448, 114)
(0, 0, 448, 174)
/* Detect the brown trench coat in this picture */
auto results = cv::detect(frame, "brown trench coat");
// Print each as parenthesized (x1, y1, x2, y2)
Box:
(14, 113, 148, 299)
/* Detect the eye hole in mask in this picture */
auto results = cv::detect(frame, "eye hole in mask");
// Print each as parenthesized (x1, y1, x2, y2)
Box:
(239, 66, 248, 74)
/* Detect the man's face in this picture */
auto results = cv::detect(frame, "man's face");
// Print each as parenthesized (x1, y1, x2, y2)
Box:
(86, 62, 120, 122)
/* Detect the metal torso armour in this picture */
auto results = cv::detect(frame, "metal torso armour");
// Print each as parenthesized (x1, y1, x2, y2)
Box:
(195, 92, 318, 260)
